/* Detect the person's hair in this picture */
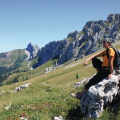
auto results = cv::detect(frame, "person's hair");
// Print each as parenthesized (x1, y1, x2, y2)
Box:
(105, 38, 113, 45)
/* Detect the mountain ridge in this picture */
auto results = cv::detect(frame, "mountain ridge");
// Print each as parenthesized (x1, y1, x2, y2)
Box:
(0, 13, 120, 86)
(27, 13, 120, 68)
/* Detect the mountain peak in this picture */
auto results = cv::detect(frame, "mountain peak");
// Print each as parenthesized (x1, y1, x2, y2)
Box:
(26, 43, 40, 60)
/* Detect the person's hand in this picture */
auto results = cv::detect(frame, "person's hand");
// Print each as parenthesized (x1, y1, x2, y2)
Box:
(84, 60, 88, 67)
(107, 74, 112, 79)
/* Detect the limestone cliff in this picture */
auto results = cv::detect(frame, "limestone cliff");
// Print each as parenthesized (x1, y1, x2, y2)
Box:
(25, 14, 120, 68)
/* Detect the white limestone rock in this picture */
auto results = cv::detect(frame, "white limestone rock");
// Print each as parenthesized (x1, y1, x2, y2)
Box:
(67, 30, 80, 39)
(26, 42, 40, 59)
(92, 24, 102, 35)
(14, 83, 31, 93)
(54, 116, 63, 120)
(107, 14, 116, 23)
(80, 75, 119, 119)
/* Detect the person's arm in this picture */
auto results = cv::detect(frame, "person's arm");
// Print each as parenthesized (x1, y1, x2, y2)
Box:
(84, 53, 101, 67)
(107, 48, 115, 79)
(107, 56, 114, 79)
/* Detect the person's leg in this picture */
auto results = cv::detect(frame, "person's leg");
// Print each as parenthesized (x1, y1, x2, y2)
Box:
(92, 57, 103, 73)
(80, 58, 103, 93)
(96, 68, 100, 73)
(71, 58, 105, 99)
(71, 70, 110, 99)
(71, 87, 88, 100)
(80, 87, 87, 94)
(84, 70, 110, 90)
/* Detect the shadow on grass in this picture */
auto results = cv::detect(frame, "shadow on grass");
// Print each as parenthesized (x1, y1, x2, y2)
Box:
(65, 106, 84, 120)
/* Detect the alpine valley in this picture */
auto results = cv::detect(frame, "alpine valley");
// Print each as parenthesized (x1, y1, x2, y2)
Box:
(0, 13, 120, 86)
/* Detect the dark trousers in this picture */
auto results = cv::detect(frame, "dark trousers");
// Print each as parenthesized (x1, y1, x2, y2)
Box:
(84, 58, 110, 89)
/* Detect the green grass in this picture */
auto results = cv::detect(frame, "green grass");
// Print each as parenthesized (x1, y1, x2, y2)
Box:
(29, 57, 39, 68)
(67, 36, 74, 43)
(80, 31, 85, 35)
(0, 49, 28, 85)
(0, 54, 60, 86)
(0, 41, 120, 119)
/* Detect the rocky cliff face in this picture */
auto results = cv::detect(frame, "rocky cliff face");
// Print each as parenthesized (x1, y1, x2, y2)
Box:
(26, 42, 40, 60)
(25, 14, 120, 68)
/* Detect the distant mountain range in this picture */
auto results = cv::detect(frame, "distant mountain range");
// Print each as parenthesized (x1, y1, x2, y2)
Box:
(0, 13, 120, 86)
(25, 13, 120, 68)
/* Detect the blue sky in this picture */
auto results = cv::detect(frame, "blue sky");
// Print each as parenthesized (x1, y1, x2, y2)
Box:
(0, 0, 120, 53)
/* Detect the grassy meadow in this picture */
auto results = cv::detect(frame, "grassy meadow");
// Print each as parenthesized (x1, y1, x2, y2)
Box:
(0, 41, 120, 120)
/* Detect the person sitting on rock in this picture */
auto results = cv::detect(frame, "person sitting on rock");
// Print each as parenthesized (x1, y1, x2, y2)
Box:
(71, 38, 115, 100)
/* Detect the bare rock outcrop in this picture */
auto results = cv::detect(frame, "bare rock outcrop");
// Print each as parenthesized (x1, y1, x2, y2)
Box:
(26, 42, 40, 60)
(79, 74, 120, 119)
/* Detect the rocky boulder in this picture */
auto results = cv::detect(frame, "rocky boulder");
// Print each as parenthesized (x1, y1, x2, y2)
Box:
(79, 74, 120, 119)
(14, 83, 31, 93)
